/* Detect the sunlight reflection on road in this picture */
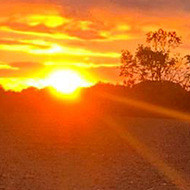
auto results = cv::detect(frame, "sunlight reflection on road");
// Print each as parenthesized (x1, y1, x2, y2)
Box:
(104, 117, 190, 190)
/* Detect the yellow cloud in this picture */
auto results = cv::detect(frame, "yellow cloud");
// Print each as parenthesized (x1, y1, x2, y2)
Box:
(0, 38, 120, 58)
(17, 14, 70, 28)
(99, 30, 134, 41)
(0, 78, 43, 92)
(77, 21, 93, 31)
(0, 63, 18, 70)
(0, 26, 80, 40)
(116, 24, 131, 31)
(44, 61, 118, 68)
(31, 44, 119, 58)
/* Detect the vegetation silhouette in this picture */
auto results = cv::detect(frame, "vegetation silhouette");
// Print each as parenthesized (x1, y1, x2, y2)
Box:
(0, 82, 190, 124)
(119, 29, 190, 89)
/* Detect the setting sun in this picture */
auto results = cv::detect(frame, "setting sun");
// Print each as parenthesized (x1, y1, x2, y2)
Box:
(47, 70, 89, 94)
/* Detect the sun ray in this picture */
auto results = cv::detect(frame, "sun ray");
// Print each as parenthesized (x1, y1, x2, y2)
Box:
(105, 117, 190, 190)
(100, 92, 190, 123)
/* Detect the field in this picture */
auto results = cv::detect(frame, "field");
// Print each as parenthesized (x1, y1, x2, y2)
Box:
(0, 115, 190, 190)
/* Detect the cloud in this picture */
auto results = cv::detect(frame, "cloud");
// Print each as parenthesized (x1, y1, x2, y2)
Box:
(44, 60, 118, 68)
(19, 0, 190, 15)
(0, 61, 44, 77)
(0, 63, 18, 70)
(17, 14, 70, 28)
(0, 1, 187, 43)
(0, 38, 50, 49)
(2, 0, 190, 17)
(0, 77, 46, 92)
(0, 36, 120, 58)
(10, 62, 44, 69)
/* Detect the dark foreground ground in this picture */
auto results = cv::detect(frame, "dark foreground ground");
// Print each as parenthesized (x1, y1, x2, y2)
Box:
(0, 115, 190, 190)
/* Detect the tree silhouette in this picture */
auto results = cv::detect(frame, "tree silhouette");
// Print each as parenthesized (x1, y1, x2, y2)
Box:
(119, 29, 190, 89)
(146, 29, 182, 52)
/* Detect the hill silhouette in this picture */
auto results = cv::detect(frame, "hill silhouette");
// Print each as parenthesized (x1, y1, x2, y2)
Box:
(0, 81, 190, 122)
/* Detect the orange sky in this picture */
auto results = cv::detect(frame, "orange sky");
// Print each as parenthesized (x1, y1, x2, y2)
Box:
(1, 0, 190, 91)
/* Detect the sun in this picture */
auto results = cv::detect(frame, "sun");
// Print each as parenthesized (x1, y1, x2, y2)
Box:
(47, 70, 89, 95)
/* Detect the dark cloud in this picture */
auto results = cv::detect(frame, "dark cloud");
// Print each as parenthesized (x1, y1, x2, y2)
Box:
(110, 0, 177, 10)
(45, 0, 190, 14)
(3, 0, 190, 14)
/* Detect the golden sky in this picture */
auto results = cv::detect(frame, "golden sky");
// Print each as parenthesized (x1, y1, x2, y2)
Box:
(1, 0, 190, 91)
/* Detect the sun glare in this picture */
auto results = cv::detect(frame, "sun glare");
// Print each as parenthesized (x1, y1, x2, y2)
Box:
(47, 70, 89, 95)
